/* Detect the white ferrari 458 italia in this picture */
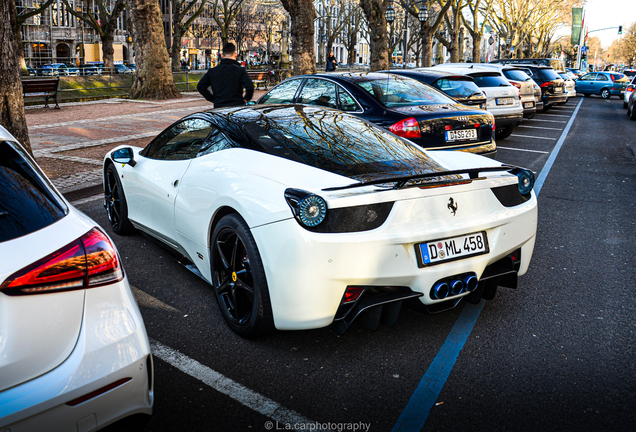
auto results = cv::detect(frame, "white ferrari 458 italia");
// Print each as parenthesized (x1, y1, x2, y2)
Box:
(103, 104, 537, 337)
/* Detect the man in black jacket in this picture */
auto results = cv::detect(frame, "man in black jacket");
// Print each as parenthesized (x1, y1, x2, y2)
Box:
(197, 43, 254, 108)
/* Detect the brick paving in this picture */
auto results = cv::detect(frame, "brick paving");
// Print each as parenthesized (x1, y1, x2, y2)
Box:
(27, 91, 266, 194)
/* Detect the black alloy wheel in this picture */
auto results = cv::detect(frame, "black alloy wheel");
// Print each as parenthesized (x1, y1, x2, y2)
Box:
(211, 214, 274, 337)
(601, 88, 611, 99)
(104, 164, 135, 235)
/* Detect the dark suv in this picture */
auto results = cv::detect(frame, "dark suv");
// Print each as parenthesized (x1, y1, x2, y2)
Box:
(513, 64, 566, 111)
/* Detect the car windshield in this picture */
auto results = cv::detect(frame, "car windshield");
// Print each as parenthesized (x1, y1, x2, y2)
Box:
(434, 78, 483, 98)
(470, 73, 511, 87)
(503, 69, 531, 82)
(243, 106, 446, 181)
(355, 75, 456, 107)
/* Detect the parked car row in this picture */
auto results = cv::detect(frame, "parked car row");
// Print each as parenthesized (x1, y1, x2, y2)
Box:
(26, 63, 135, 76)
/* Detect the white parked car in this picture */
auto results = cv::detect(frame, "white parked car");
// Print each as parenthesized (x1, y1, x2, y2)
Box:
(102, 105, 538, 337)
(433, 64, 524, 140)
(558, 72, 577, 100)
(0, 127, 153, 430)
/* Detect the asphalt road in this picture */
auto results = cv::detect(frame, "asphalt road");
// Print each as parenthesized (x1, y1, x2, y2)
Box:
(76, 95, 636, 432)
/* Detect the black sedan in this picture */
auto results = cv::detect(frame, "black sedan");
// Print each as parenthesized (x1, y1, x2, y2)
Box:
(514, 64, 566, 111)
(257, 72, 496, 158)
(382, 69, 488, 108)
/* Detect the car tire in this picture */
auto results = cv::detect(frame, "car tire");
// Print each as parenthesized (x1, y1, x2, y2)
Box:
(211, 214, 274, 338)
(583, 93, 590, 97)
(104, 164, 136, 235)
(600, 88, 610, 99)
(624, 101, 628, 109)
(630, 104, 636, 121)
(495, 125, 514, 140)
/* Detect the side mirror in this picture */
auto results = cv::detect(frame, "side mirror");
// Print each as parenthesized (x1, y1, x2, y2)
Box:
(112, 147, 137, 167)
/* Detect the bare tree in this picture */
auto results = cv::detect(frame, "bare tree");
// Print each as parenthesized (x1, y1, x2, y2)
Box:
(416, 0, 452, 67)
(62, 0, 128, 72)
(280, 0, 316, 75)
(169, 0, 209, 71)
(2, 0, 31, 154)
(13, 0, 55, 72)
(212, 0, 248, 45)
(359, 0, 390, 71)
(129, 0, 180, 99)
(462, 0, 491, 62)
(340, 1, 365, 66)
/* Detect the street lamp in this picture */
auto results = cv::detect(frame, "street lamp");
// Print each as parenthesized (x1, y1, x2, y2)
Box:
(385, 1, 428, 69)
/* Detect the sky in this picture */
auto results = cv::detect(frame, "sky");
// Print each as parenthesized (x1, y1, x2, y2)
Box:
(579, 0, 636, 48)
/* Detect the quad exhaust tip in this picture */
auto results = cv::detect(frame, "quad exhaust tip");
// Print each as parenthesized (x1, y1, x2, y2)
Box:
(430, 273, 478, 300)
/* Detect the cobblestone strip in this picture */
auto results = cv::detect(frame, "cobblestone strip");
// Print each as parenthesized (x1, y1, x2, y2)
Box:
(38, 154, 103, 165)
(29, 103, 210, 130)
(33, 131, 162, 156)
(54, 168, 103, 191)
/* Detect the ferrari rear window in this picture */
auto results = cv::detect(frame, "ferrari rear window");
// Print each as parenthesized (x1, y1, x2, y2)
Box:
(0, 141, 67, 242)
(243, 107, 446, 181)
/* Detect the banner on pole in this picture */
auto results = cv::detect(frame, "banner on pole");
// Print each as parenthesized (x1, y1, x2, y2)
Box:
(571, 8, 583, 45)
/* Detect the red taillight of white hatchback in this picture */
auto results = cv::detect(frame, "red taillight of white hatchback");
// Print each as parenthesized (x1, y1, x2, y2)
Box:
(1, 228, 123, 295)
(389, 117, 421, 138)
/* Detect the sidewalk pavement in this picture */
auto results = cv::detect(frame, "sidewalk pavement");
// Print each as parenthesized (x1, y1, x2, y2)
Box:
(27, 90, 267, 203)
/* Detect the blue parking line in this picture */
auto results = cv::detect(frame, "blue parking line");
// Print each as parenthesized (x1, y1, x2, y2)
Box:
(391, 97, 585, 432)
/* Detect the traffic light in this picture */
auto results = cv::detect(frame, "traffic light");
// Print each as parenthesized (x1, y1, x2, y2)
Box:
(618, 25, 623, 34)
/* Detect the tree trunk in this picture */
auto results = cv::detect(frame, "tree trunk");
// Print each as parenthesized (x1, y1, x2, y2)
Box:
(348, 33, 358, 66)
(172, 25, 184, 71)
(2, 0, 31, 155)
(472, 33, 481, 63)
(280, 0, 316, 75)
(420, 25, 433, 67)
(102, 34, 115, 72)
(360, 0, 389, 71)
(129, 0, 180, 100)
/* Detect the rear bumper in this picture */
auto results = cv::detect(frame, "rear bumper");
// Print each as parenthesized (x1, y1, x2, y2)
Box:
(0, 278, 153, 431)
(543, 93, 567, 106)
(494, 112, 523, 129)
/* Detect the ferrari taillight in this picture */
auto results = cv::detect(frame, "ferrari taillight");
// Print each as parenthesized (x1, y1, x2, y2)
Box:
(1, 228, 123, 295)
(389, 117, 421, 138)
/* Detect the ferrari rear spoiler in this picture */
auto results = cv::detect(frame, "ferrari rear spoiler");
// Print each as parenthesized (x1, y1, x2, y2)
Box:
(322, 165, 524, 191)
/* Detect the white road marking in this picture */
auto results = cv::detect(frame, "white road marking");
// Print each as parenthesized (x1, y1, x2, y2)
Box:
(518, 125, 562, 130)
(70, 194, 103, 206)
(497, 146, 549, 154)
(510, 134, 557, 140)
(150, 339, 316, 427)
(524, 119, 568, 123)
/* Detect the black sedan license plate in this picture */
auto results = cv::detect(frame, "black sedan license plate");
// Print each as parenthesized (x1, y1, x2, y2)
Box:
(445, 129, 477, 142)
(417, 231, 489, 267)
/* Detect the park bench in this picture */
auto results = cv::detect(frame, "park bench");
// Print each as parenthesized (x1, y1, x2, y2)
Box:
(22, 78, 60, 109)
(247, 71, 269, 90)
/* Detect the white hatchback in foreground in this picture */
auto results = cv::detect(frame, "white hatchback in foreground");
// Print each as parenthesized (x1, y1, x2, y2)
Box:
(0, 127, 153, 430)
(102, 105, 538, 337)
